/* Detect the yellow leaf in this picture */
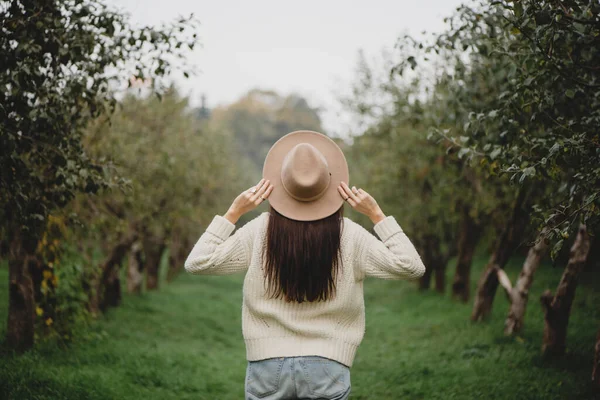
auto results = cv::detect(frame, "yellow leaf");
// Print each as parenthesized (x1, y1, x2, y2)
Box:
(45, 318, 53, 326)
(43, 270, 52, 280)
(36, 307, 44, 317)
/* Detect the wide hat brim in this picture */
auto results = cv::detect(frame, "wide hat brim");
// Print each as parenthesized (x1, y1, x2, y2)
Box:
(262, 130, 349, 221)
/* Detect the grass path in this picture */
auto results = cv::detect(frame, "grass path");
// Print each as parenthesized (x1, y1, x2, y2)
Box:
(1, 254, 598, 399)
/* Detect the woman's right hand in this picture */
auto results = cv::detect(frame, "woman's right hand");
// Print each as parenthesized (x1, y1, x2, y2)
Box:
(338, 182, 386, 224)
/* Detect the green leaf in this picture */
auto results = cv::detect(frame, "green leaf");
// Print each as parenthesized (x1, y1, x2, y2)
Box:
(458, 147, 470, 159)
(490, 147, 502, 160)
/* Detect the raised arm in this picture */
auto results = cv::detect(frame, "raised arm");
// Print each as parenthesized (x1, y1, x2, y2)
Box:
(184, 178, 274, 276)
(184, 213, 263, 275)
(338, 181, 425, 281)
(354, 216, 425, 280)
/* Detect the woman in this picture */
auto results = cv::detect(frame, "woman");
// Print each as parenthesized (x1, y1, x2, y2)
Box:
(185, 130, 425, 400)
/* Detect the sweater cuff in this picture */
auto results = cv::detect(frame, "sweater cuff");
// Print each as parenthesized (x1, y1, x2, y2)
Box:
(205, 215, 236, 240)
(373, 216, 403, 242)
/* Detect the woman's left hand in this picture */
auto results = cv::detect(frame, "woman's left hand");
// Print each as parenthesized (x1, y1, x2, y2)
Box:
(224, 178, 274, 224)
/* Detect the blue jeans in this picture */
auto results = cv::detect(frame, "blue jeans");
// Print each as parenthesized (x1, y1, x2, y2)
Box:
(245, 356, 351, 399)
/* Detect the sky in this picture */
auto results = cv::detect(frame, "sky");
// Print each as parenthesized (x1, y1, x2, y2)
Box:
(105, 0, 466, 135)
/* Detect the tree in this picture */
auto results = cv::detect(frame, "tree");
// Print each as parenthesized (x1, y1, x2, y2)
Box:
(0, 0, 198, 350)
(462, 1, 600, 320)
(391, 0, 599, 319)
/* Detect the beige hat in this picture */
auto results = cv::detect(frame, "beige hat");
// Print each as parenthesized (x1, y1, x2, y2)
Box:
(262, 130, 349, 221)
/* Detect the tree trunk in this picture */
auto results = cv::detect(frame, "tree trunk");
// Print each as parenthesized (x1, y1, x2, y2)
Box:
(541, 224, 591, 357)
(502, 228, 549, 335)
(89, 231, 137, 314)
(435, 232, 457, 294)
(592, 327, 600, 394)
(101, 258, 122, 311)
(586, 234, 600, 271)
(471, 188, 530, 321)
(29, 256, 44, 304)
(127, 240, 144, 294)
(434, 235, 454, 294)
(419, 263, 433, 290)
(418, 234, 449, 293)
(451, 205, 482, 302)
(6, 228, 37, 352)
(167, 234, 190, 283)
(418, 236, 434, 291)
(434, 262, 446, 293)
(144, 233, 166, 291)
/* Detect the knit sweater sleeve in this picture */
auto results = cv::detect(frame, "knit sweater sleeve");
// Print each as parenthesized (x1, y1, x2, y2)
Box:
(184, 213, 263, 275)
(354, 216, 425, 281)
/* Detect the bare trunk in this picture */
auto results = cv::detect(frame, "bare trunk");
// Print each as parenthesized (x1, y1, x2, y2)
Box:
(418, 263, 433, 290)
(418, 234, 449, 293)
(418, 236, 434, 291)
(6, 228, 37, 352)
(592, 327, 600, 394)
(586, 234, 600, 271)
(127, 240, 144, 294)
(451, 206, 481, 302)
(166, 231, 189, 283)
(541, 224, 590, 356)
(434, 262, 447, 293)
(471, 188, 529, 321)
(89, 231, 137, 314)
(503, 229, 549, 335)
(101, 259, 122, 311)
(144, 234, 166, 291)
(435, 235, 457, 294)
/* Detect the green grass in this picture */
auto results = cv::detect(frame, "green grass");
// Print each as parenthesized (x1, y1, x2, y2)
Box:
(0, 253, 598, 399)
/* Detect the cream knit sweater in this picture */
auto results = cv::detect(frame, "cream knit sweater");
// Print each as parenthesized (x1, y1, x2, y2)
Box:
(184, 211, 425, 367)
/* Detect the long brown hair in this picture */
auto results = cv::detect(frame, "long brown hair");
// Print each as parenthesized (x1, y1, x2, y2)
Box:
(261, 205, 344, 303)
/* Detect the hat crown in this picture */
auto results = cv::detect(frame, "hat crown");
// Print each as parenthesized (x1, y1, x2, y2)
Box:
(281, 143, 331, 202)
